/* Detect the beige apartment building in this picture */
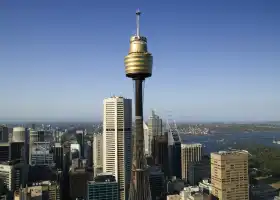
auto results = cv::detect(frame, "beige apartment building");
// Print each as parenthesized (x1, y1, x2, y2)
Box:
(211, 150, 249, 200)
(103, 96, 132, 200)
(181, 143, 202, 180)
(93, 133, 103, 176)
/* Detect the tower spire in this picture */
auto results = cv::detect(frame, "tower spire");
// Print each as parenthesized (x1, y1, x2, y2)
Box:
(136, 9, 141, 37)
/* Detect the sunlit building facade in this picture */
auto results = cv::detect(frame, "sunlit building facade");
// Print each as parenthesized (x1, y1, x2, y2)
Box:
(103, 96, 132, 200)
(211, 150, 249, 200)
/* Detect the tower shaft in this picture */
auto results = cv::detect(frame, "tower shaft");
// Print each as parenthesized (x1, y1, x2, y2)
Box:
(134, 79, 144, 168)
(129, 79, 151, 200)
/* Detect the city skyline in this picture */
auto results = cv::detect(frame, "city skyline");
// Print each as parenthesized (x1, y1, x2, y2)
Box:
(0, 0, 279, 122)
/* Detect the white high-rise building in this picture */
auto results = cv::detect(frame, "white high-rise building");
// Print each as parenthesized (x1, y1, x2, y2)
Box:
(146, 110, 162, 155)
(143, 122, 149, 155)
(103, 96, 132, 200)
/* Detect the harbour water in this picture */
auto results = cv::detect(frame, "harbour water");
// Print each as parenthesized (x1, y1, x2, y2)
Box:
(180, 132, 280, 155)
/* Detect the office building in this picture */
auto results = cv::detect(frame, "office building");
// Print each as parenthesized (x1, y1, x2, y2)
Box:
(211, 150, 249, 200)
(0, 160, 26, 192)
(103, 96, 132, 200)
(29, 129, 43, 165)
(11, 127, 29, 165)
(31, 124, 36, 130)
(76, 130, 85, 158)
(12, 127, 26, 143)
(148, 110, 162, 136)
(53, 143, 63, 170)
(93, 133, 103, 176)
(10, 142, 25, 161)
(69, 167, 93, 200)
(0, 163, 13, 191)
(149, 166, 164, 200)
(0, 125, 9, 143)
(86, 140, 93, 171)
(168, 122, 182, 179)
(37, 131, 45, 142)
(28, 165, 59, 183)
(143, 122, 149, 155)
(87, 173, 118, 200)
(29, 129, 44, 162)
(250, 184, 279, 200)
(70, 143, 81, 159)
(30, 142, 54, 166)
(187, 156, 210, 186)
(147, 110, 162, 155)
(181, 143, 202, 180)
(14, 181, 60, 200)
(61, 151, 71, 200)
(29, 130, 39, 144)
(0, 143, 9, 162)
(152, 133, 169, 177)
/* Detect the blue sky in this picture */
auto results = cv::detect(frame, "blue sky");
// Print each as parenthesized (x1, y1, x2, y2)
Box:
(0, 0, 279, 122)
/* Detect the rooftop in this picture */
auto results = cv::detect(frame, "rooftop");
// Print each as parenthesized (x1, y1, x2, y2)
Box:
(0, 142, 9, 147)
(92, 174, 116, 183)
(0, 159, 22, 166)
(213, 150, 249, 155)
(181, 143, 202, 148)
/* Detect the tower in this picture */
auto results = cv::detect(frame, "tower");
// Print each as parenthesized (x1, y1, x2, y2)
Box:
(103, 96, 132, 200)
(124, 10, 153, 200)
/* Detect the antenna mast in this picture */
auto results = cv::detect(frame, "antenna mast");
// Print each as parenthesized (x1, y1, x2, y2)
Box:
(136, 9, 141, 37)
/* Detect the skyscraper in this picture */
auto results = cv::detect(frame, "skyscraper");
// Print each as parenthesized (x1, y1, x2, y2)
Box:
(53, 143, 63, 170)
(147, 110, 162, 156)
(76, 130, 85, 158)
(181, 143, 202, 180)
(211, 150, 249, 200)
(93, 133, 103, 176)
(124, 10, 153, 200)
(86, 140, 93, 171)
(168, 130, 182, 179)
(103, 96, 132, 200)
(143, 122, 149, 155)
(151, 134, 169, 177)
(0, 125, 9, 142)
(148, 110, 162, 136)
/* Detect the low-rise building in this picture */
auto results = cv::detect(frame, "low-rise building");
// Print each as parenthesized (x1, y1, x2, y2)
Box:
(87, 173, 118, 200)
(250, 184, 279, 200)
(198, 179, 211, 194)
(166, 194, 180, 200)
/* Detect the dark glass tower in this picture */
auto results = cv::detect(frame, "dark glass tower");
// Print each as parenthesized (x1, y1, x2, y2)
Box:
(152, 133, 169, 177)
(125, 10, 153, 200)
(61, 151, 71, 200)
(168, 142, 182, 179)
(86, 141, 93, 171)
(76, 130, 84, 158)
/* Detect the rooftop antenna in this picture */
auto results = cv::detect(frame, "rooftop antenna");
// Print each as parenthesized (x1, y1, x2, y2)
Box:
(136, 9, 141, 37)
